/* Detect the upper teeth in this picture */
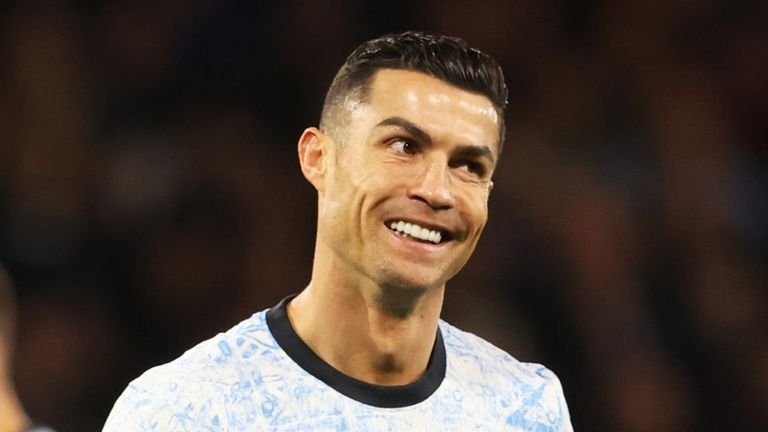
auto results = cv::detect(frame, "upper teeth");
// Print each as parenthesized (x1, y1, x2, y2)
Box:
(389, 221, 442, 244)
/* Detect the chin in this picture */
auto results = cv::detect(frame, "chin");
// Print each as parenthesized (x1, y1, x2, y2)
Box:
(377, 266, 445, 291)
(367, 268, 443, 316)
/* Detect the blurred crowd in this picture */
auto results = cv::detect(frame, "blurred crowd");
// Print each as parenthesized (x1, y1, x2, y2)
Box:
(0, 1, 766, 431)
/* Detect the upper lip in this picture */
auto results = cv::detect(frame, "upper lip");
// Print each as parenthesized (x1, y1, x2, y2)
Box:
(385, 218, 456, 240)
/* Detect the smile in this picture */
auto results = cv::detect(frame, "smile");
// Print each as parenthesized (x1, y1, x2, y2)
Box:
(387, 220, 447, 244)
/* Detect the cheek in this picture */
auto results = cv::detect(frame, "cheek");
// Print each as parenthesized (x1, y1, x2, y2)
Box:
(472, 208, 489, 235)
(329, 166, 389, 223)
(339, 149, 384, 186)
(461, 188, 490, 225)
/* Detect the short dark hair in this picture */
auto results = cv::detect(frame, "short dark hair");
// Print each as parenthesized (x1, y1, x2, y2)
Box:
(320, 31, 508, 150)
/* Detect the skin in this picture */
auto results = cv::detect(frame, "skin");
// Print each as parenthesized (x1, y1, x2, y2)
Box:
(290, 69, 500, 386)
(0, 347, 30, 432)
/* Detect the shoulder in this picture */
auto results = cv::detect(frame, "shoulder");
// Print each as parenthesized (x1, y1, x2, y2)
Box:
(439, 320, 573, 431)
(103, 310, 283, 431)
(439, 320, 547, 379)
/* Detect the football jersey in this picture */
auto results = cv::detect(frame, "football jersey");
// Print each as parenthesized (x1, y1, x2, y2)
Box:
(103, 296, 573, 431)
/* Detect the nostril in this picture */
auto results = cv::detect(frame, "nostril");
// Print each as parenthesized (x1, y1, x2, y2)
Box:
(410, 194, 452, 211)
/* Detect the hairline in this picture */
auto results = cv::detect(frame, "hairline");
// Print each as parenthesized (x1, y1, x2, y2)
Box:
(320, 67, 506, 152)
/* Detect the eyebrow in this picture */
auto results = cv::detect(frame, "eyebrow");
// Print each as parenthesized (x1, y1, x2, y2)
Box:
(453, 145, 496, 166)
(374, 116, 496, 166)
(375, 117, 432, 146)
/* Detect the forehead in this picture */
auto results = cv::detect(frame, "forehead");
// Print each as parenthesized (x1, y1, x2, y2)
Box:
(360, 69, 501, 152)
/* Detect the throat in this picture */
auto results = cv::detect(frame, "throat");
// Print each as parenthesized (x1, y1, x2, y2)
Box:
(367, 354, 414, 385)
(342, 334, 428, 386)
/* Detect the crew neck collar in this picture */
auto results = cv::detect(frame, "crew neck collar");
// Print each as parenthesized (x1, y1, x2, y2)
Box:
(266, 295, 446, 408)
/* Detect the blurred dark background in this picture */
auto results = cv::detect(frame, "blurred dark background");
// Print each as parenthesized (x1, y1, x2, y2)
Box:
(1, 0, 766, 431)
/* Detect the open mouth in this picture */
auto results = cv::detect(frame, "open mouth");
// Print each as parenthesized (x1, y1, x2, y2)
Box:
(386, 220, 451, 245)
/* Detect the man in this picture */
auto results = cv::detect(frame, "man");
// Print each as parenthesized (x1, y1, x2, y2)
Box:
(104, 31, 573, 431)
(0, 264, 55, 432)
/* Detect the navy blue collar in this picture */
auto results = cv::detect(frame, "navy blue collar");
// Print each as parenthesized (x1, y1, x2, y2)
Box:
(266, 295, 446, 408)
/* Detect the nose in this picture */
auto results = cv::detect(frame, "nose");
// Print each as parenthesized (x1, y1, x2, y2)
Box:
(408, 160, 454, 210)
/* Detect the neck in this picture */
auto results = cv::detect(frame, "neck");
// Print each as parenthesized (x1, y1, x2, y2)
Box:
(288, 248, 444, 386)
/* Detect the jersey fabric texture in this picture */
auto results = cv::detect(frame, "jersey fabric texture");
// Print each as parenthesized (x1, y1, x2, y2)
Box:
(103, 296, 573, 431)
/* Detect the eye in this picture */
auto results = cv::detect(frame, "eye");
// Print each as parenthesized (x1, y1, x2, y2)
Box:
(389, 138, 417, 155)
(452, 159, 488, 178)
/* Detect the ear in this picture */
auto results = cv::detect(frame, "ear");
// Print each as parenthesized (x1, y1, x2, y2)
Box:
(298, 127, 330, 192)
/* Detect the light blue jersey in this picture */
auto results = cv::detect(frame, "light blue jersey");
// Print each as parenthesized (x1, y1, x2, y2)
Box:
(104, 297, 573, 431)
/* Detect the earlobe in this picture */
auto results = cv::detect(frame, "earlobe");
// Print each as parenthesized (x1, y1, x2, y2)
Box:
(298, 127, 328, 192)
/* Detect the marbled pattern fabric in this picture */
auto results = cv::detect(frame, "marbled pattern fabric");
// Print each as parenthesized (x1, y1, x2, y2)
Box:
(103, 307, 572, 431)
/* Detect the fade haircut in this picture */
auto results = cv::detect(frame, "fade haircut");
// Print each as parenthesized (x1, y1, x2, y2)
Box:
(319, 31, 508, 151)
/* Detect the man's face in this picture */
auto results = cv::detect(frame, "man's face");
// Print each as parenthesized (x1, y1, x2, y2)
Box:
(318, 69, 500, 291)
